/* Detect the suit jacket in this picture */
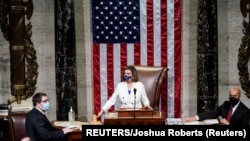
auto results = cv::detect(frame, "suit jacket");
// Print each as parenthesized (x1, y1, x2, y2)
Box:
(102, 81, 150, 111)
(198, 101, 250, 125)
(25, 108, 64, 141)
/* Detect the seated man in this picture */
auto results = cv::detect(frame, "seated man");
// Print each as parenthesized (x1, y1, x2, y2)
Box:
(25, 92, 73, 141)
(182, 87, 250, 125)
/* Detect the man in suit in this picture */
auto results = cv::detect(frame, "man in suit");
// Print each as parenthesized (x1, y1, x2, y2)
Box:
(183, 87, 250, 125)
(25, 92, 73, 141)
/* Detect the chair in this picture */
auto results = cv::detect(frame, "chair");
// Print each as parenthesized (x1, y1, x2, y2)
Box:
(134, 65, 168, 111)
(8, 111, 28, 141)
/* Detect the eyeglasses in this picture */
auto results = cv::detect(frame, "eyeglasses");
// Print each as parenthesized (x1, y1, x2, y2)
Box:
(41, 100, 49, 103)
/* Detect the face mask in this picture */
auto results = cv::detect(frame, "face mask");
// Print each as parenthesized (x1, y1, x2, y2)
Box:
(123, 75, 132, 81)
(229, 97, 239, 106)
(42, 102, 50, 112)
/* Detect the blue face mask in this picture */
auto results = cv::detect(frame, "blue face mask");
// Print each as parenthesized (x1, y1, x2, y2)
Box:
(123, 75, 132, 81)
(42, 102, 50, 112)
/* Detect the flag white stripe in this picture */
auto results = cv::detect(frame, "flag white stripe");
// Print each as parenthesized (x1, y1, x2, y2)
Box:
(127, 44, 134, 65)
(167, 0, 175, 118)
(140, 0, 147, 65)
(113, 44, 121, 85)
(113, 44, 121, 109)
(100, 44, 108, 107)
(154, 0, 161, 66)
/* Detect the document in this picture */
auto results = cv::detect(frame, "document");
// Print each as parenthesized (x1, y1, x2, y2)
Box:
(183, 119, 219, 125)
(53, 121, 90, 130)
(203, 119, 219, 125)
(166, 118, 219, 125)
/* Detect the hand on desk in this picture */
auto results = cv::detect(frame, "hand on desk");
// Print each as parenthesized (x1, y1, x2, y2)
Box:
(62, 127, 73, 134)
(182, 116, 197, 123)
(182, 116, 230, 125)
(144, 105, 153, 110)
(218, 118, 230, 125)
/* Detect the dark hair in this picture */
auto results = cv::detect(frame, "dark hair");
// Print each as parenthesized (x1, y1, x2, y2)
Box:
(32, 92, 47, 107)
(122, 65, 139, 82)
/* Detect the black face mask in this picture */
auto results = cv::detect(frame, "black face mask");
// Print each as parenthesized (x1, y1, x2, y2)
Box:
(229, 97, 239, 106)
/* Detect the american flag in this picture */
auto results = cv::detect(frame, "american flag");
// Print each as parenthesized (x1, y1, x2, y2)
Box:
(92, 0, 182, 118)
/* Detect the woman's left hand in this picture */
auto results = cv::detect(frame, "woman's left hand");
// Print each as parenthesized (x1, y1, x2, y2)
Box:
(144, 105, 153, 110)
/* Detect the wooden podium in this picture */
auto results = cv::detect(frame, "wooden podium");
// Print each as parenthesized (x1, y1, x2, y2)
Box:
(117, 108, 154, 117)
(104, 109, 166, 125)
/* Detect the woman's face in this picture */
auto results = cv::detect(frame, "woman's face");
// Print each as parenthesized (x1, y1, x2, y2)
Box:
(124, 69, 132, 76)
(123, 69, 133, 81)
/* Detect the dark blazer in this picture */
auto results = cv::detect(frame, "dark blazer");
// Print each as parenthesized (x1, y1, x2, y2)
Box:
(25, 108, 64, 141)
(197, 101, 250, 125)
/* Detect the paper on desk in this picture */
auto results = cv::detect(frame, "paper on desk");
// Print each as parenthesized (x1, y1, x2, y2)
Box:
(53, 121, 90, 131)
(165, 118, 183, 125)
(183, 119, 219, 125)
(183, 121, 200, 125)
(53, 121, 70, 127)
(203, 119, 219, 125)
(67, 125, 80, 129)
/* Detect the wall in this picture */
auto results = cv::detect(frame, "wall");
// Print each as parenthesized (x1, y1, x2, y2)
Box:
(217, 0, 250, 107)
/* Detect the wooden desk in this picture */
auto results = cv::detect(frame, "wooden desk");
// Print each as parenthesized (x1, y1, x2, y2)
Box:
(64, 130, 81, 141)
(52, 121, 84, 141)
(52, 120, 102, 141)
(104, 111, 166, 125)
(52, 126, 82, 141)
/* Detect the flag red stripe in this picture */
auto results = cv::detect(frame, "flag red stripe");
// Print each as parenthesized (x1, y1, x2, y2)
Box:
(93, 44, 101, 114)
(147, 0, 154, 66)
(160, 0, 168, 113)
(174, 0, 182, 117)
(120, 43, 127, 72)
(107, 44, 115, 112)
(134, 43, 141, 65)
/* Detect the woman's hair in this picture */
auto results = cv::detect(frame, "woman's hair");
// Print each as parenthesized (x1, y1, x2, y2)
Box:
(32, 92, 47, 107)
(122, 65, 139, 82)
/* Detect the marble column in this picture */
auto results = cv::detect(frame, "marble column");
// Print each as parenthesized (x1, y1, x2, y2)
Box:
(55, 0, 77, 120)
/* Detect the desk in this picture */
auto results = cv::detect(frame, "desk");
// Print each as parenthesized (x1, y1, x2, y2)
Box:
(53, 121, 102, 141)
(52, 121, 85, 141)
(104, 111, 166, 125)
(64, 130, 81, 141)
(165, 118, 219, 125)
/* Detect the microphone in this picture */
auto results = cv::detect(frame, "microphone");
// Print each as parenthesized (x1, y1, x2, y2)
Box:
(133, 88, 137, 95)
(133, 88, 137, 119)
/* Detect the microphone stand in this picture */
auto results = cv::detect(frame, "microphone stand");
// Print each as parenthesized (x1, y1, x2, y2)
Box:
(133, 88, 137, 119)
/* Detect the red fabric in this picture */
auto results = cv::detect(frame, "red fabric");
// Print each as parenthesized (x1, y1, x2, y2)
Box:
(174, 0, 182, 118)
(160, 0, 168, 114)
(107, 44, 114, 111)
(93, 44, 101, 114)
